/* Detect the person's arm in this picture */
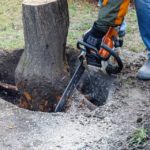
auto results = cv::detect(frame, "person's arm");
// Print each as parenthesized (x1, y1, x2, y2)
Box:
(95, 0, 130, 32)
(83, 0, 130, 49)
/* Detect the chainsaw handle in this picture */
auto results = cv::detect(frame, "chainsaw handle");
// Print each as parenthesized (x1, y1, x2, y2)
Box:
(77, 40, 97, 52)
(101, 44, 123, 74)
(77, 40, 107, 60)
(77, 40, 123, 74)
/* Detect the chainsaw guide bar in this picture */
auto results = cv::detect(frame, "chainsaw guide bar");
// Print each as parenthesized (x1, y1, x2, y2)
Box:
(55, 27, 123, 112)
(55, 61, 85, 112)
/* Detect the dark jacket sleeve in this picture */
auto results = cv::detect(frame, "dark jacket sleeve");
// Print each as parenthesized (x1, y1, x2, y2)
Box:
(95, 0, 130, 32)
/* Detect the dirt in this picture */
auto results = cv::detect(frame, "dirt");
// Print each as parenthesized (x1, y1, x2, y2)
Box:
(0, 49, 150, 150)
(0, 49, 23, 84)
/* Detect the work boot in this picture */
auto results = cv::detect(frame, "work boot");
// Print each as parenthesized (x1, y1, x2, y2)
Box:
(137, 58, 150, 80)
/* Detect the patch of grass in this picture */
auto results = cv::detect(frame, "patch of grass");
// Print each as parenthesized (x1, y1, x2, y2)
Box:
(68, 1, 98, 47)
(0, 0, 145, 52)
(68, 3, 145, 52)
(124, 8, 145, 52)
(0, 0, 23, 50)
(128, 128, 149, 148)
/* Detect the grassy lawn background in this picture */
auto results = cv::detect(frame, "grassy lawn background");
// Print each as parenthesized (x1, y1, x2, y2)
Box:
(0, 0, 144, 52)
(0, 0, 23, 50)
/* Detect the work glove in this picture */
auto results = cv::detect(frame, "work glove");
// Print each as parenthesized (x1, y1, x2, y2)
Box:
(83, 23, 106, 50)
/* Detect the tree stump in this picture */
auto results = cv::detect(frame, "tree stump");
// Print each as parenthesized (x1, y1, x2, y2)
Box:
(15, 0, 69, 111)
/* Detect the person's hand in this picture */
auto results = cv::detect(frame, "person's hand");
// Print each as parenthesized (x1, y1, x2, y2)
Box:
(83, 23, 106, 50)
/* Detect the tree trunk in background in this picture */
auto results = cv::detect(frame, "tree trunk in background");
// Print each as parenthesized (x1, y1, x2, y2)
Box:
(15, 0, 69, 112)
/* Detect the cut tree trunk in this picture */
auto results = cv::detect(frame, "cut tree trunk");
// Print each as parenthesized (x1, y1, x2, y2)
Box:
(15, 0, 69, 111)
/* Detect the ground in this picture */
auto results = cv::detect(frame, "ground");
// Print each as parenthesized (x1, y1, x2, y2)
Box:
(0, 49, 150, 150)
(0, 0, 150, 150)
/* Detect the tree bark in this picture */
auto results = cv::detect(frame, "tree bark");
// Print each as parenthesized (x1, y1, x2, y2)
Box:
(15, 0, 69, 111)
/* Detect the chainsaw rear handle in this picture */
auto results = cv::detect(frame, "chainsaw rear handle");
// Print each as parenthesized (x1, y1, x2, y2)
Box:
(77, 40, 123, 74)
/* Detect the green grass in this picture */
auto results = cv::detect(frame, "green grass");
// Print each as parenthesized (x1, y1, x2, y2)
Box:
(68, 3, 144, 52)
(67, 1, 98, 47)
(128, 128, 149, 147)
(0, 0, 145, 52)
(0, 0, 24, 50)
(124, 8, 144, 52)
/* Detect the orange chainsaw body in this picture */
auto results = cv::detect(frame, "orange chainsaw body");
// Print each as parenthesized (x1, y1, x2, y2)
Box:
(99, 27, 118, 59)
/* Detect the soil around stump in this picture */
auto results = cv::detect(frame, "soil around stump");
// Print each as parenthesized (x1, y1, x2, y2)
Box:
(0, 48, 113, 111)
(0, 49, 150, 149)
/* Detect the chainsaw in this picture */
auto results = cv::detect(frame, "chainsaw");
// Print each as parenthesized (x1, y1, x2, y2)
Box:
(55, 27, 123, 112)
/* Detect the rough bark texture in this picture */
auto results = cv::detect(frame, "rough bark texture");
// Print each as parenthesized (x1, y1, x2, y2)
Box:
(15, 0, 69, 111)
